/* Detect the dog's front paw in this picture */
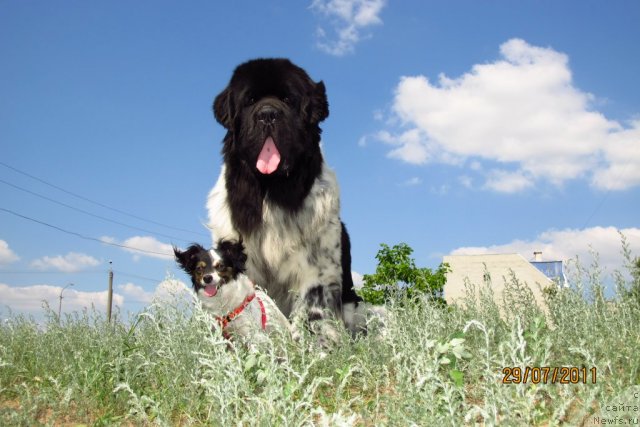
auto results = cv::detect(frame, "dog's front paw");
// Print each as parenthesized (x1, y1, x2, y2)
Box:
(298, 284, 343, 348)
(290, 327, 302, 343)
(290, 309, 341, 351)
(308, 317, 342, 350)
(343, 302, 388, 338)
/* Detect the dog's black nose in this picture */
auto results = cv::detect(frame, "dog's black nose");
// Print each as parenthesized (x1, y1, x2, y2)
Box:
(203, 275, 213, 284)
(256, 105, 280, 124)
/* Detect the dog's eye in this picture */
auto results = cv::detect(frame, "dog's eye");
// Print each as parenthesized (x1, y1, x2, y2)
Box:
(248, 97, 255, 106)
(283, 97, 290, 104)
(214, 263, 226, 273)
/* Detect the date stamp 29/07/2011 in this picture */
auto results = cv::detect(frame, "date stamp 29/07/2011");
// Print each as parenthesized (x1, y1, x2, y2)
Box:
(502, 366, 597, 384)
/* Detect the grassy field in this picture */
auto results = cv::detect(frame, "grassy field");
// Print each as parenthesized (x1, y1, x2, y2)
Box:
(1, 256, 639, 426)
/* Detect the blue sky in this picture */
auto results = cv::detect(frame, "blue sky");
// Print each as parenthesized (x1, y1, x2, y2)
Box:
(1, 1, 639, 319)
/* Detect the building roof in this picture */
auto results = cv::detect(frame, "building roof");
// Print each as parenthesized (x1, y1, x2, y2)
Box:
(443, 253, 556, 308)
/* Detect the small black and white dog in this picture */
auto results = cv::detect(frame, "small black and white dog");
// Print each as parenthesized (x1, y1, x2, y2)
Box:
(174, 240, 291, 340)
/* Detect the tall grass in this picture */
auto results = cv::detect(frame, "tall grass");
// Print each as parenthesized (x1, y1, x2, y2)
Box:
(1, 256, 639, 426)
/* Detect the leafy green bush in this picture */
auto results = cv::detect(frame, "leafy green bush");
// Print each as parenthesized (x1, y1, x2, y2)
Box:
(358, 242, 450, 305)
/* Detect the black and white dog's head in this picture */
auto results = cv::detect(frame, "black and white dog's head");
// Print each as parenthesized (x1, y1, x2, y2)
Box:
(213, 58, 330, 233)
(174, 240, 251, 311)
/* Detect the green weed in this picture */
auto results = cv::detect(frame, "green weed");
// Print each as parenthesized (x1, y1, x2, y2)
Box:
(1, 252, 639, 425)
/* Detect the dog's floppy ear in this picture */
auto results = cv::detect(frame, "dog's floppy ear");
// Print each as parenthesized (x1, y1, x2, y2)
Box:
(213, 86, 235, 129)
(174, 244, 205, 273)
(217, 239, 247, 274)
(174, 245, 189, 271)
(306, 80, 329, 124)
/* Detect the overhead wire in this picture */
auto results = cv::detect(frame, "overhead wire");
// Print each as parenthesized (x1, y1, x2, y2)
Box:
(0, 269, 165, 284)
(0, 270, 104, 275)
(0, 179, 198, 242)
(0, 162, 188, 291)
(0, 160, 209, 238)
(0, 178, 195, 243)
(0, 207, 174, 258)
(0, 163, 191, 309)
(577, 162, 637, 230)
(112, 270, 167, 284)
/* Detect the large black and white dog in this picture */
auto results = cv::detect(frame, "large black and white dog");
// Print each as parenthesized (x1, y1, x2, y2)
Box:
(206, 58, 364, 344)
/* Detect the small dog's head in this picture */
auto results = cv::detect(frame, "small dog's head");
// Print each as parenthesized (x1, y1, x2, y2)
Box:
(174, 240, 247, 297)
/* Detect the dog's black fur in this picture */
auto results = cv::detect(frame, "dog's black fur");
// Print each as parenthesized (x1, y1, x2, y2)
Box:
(174, 241, 247, 293)
(209, 58, 362, 340)
(214, 59, 327, 232)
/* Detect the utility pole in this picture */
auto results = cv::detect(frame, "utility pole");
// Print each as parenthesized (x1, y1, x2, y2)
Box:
(58, 283, 74, 321)
(107, 261, 113, 323)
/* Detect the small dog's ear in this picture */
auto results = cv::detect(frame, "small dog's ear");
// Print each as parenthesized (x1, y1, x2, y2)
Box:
(213, 86, 234, 129)
(174, 245, 188, 271)
(217, 239, 247, 273)
(174, 244, 204, 273)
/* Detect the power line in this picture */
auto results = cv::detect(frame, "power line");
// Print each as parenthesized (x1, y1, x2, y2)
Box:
(0, 160, 208, 238)
(578, 162, 637, 230)
(0, 207, 173, 258)
(0, 270, 165, 283)
(113, 270, 165, 283)
(0, 178, 193, 243)
(0, 270, 104, 275)
(580, 191, 610, 230)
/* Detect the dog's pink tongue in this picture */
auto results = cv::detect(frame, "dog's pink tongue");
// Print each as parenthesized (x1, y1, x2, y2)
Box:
(256, 137, 281, 174)
(203, 285, 217, 297)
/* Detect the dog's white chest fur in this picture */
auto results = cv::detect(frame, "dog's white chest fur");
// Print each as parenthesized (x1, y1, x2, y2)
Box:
(197, 282, 290, 338)
(207, 163, 343, 317)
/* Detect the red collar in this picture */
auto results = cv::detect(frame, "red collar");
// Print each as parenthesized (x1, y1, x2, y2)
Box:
(215, 293, 267, 338)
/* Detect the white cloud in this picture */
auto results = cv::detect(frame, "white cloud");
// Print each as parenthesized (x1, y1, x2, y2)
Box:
(483, 169, 534, 193)
(430, 184, 450, 195)
(378, 38, 640, 192)
(591, 120, 640, 190)
(117, 282, 154, 304)
(352, 271, 364, 289)
(30, 252, 100, 273)
(101, 236, 174, 260)
(469, 161, 482, 171)
(378, 129, 432, 165)
(401, 177, 422, 187)
(450, 226, 640, 274)
(0, 240, 19, 265)
(458, 175, 473, 189)
(1, 279, 191, 319)
(117, 279, 190, 304)
(311, 0, 387, 56)
(0, 283, 124, 316)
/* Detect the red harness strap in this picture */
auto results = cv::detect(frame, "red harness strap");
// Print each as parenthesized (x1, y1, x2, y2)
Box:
(257, 296, 267, 330)
(215, 293, 267, 338)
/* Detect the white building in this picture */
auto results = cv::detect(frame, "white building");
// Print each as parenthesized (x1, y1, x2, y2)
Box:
(443, 252, 566, 308)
